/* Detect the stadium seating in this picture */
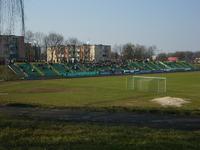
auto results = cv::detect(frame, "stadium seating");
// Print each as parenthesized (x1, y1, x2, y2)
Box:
(9, 61, 197, 79)
(34, 64, 58, 77)
(162, 62, 193, 71)
(148, 62, 162, 70)
(18, 63, 41, 78)
(180, 62, 196, 70)
(51, 64, 68, 76)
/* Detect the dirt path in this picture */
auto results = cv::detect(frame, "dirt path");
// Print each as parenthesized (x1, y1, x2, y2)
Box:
(0, 106, 200, 131)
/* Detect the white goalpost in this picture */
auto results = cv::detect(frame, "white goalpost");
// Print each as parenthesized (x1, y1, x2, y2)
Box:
(127, 76, 167, 93)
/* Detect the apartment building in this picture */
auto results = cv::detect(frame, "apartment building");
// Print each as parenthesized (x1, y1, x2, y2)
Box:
(0, 35, 25, 61)
(47, 44, 103, 63)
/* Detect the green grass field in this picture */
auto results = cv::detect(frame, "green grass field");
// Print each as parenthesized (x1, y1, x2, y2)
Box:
(0, 71, 200, 113)
(1, 71, 200, 149)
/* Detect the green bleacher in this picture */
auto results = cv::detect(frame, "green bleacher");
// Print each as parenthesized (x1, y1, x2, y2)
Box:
(9, 61, 197, 79)
(135, 62, 152, 70)
(18, 63, 41, 77)
(148, 62, 162, 70)
(180, 62, 196, 69)
(34, 64, 58, 77)
(163, 62, 177, 70)
(159, 61, 192, 71)
(51, 64, 69, 75)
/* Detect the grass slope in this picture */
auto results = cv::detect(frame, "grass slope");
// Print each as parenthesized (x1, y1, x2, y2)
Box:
(0, 66, 19, 81)
(0, 72, 200, 113)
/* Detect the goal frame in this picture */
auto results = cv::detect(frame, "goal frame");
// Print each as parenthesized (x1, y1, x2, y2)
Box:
(126, 76, 167, 93)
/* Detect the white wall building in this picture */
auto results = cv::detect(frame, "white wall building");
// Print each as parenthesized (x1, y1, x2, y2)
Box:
(47, 44, 111, 63)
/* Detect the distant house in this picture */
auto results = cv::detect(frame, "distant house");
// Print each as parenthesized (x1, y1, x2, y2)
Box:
(168, 57, 178, 62)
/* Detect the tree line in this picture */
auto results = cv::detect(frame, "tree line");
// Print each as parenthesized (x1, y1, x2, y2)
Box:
(112, 45, 200, 63)
(111, 43, 156, 62)
(25, 31, 82, 60)
(25, 31, 200, 63)
(157, 51, 200, 62)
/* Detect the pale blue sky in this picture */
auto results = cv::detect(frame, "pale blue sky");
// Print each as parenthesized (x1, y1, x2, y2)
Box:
(25, 0, 200, 52)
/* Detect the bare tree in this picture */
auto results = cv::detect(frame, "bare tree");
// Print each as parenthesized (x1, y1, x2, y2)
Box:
(122, 43, 135, 61)
(65, 37, 82, 46)
(134, 44, 146, 60)
(157, 53, 168, 61)
(111, 51, 120, 61)
(34, 32, 45, 47)
(122, 43, 156, 61)
(44, 33, 64, 63)
(113, 44, 123, 55)
(146, 46, 156, 60)
(44, 33, 64, 47)
(25, 30, 45, 47)
(25, 30, 34, 43)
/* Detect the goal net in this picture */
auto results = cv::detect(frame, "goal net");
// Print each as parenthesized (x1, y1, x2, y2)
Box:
(127, 76, 167, 93)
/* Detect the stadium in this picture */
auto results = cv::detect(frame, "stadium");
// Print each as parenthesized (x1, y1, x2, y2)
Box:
(1, 59, 200, 149)
(0, 0, 200, 149)
(1, 60, 199, 109)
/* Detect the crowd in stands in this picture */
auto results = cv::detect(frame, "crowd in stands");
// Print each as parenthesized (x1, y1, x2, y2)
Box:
(7, 60, 197, 80)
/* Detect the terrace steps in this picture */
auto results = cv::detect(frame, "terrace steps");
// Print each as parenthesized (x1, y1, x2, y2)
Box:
(48, 64, 61, 76)
(8, 61, 197, 79)
(32, 64, 45, 76)
(159, 62, 171, 69)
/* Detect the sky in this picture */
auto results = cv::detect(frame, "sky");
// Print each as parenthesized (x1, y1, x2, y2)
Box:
(25, 0, 200, 52)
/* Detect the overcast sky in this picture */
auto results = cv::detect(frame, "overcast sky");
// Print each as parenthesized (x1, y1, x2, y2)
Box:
(25, 0, 200, 52)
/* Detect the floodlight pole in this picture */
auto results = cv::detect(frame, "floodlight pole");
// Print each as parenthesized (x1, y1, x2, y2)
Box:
(20, 0, 25, 36)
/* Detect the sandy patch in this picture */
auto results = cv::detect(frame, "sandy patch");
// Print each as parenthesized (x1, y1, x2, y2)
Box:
(151, 97, 190, 107)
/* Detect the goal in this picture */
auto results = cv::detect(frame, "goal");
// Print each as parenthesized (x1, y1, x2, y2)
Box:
(127, 76, 167, 93)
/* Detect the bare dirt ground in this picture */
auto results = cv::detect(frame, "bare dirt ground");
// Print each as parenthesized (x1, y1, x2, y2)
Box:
(0, 105, 200, 131)
(151, 97, 190, 107)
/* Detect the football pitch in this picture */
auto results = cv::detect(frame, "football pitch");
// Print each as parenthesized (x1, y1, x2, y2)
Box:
(1, 71, 200, 149)
(0, 71, 200, 113)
